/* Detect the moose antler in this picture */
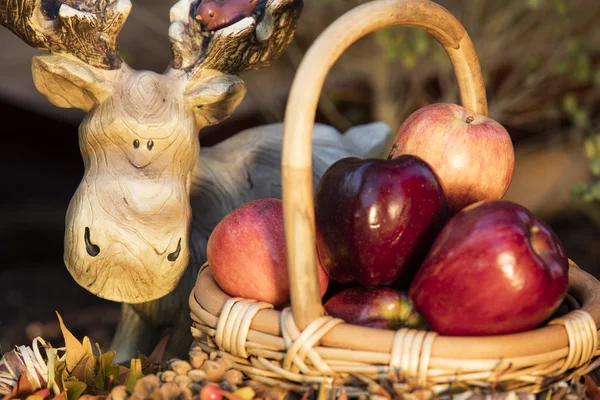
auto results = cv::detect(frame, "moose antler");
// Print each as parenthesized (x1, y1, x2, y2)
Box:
(168, 0, 302, 75)
(0, 0, 131, 69)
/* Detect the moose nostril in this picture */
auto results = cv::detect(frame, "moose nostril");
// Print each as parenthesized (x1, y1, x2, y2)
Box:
(133, 139, 140, 149)
(209, 12, 214, 18)
(167, 238, 182, 262)
(147, 140, 154, 151)
(84, 227, 100, 257)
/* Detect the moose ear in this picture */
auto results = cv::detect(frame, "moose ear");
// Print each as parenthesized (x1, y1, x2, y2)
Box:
(185, 69, 247, 127)
(32, 55, 116, 112)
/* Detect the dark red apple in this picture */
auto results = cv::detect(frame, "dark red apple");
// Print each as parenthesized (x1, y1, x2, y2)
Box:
(408, 200, 569, 336)
(388, 103, 514, 213)
(324, 286, 427, 330)
(315, 155, 449, 288)
(207, 198, 329, 306)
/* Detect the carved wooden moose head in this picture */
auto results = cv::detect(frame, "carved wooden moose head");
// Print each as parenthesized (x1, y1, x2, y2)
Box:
(0, 0, 302, 304)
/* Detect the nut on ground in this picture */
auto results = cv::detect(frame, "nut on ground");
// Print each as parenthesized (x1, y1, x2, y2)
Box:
(189, 350, 208, 369)
(201, 358, 230, 382)
(157, 382, 182, 400)
(174, 374, 192, 389)
(132, 374, 161, 398)
(107, 385, 128, 400)
(223, 369, 243, 386)
(170, 359, 193, 375)
(188, 369, 208, 383)
(160, 370, 177, 383)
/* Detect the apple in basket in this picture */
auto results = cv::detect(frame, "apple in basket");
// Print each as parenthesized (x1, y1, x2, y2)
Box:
(314, 154, 450, 288)
(408, 200, 569, 336)
(388, 103, 515, 213)
(207, 198, 329, 306)
(324, 286, 428, 330)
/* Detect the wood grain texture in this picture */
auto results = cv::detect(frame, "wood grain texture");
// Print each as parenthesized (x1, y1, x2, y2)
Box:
(169, 0, 303, 75)
(0, 0, 130, 69)
(281, 0, 488, 329)
(108, 121, 390, 361)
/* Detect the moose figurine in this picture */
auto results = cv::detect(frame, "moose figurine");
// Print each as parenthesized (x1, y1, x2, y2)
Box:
(0, 0, 389, 361)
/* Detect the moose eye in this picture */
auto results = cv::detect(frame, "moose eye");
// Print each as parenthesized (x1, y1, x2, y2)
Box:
(147, 140, 154, 151)
(133, 139, 140, 149)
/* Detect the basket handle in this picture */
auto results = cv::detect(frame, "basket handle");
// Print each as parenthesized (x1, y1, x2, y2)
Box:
(282, 0, 488, 330)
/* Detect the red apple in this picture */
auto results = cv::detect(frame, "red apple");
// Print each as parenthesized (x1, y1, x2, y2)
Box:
(388, 103, 515, 213)
(324, 286, 427, 330)
(315, 155, 449, 288)
(408, 200, 569, 336)
(207, 198, 329, 306)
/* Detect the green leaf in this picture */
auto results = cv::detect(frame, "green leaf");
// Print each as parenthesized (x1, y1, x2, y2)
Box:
(584, 138, 597, 159)
(591, 158, 600, 177)
(553, 0, 567, 15)
(526, 0, 542, 9)
(95, 351, 117, 390)
(562, 93, 578, 114)
(413, 30, 429, 55)
(593, 68, 600, 88)
(124, 359, 143, 393)
(573, 54, 591, 82)
(64, 379, 87, 400)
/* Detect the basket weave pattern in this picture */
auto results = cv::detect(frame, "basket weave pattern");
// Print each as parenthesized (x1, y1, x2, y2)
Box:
(190, 264, 600, 395)
(190, 0, 600, 395)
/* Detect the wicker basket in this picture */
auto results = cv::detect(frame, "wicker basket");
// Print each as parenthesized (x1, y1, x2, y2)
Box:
(189, 0, 600, 396)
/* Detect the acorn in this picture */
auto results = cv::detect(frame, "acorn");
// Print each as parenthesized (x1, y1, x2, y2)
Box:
(174, 374, 192, 389)
(169, 359, 192, 376)
(107, 385, 128, 400)
(158, 382, 182, 400)
(188, 369, 208, 383)
(132, 375, 161, 399)
(190, 349, 208, 370)
(222, 370, 243, 387)
(159, 370, 177, 383)
(201, 358, 230, 382)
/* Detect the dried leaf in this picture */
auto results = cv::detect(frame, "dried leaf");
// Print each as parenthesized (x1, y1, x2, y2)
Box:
(141, 335, 169, 372)
(25, 396, 44, 400)
(56, 312, 88, 375)
(300, 388, 313, 400)
(71, 355, 97, 387)
(123, 359, 143, 393)
(337, 391, 348, 400)
(53, 391, 68, 400)
(583, 375, 600, 400)
(31, 388, 51, 400)
(317, 383, 327, 400)
(64, 379, 87, 400)
(82, 338, 95, 359)
(3, 374, 37, 400)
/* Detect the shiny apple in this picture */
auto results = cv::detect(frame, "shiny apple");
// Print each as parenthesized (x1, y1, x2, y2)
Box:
(408, 200, 569, 336)
(324, 286, 427, 330)
(207, 198, 329, 306)
(389, 103, 514, 213)
(315, 155, 449, 288)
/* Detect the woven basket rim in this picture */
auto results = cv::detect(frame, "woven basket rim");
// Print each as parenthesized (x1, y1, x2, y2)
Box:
(191, 262, 600, 360)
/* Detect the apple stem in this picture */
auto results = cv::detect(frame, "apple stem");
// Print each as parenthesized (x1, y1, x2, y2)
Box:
(466, 116, 475, 124)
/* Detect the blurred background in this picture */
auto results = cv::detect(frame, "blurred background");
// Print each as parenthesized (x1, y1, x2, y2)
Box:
(1, 0, 599, 353)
